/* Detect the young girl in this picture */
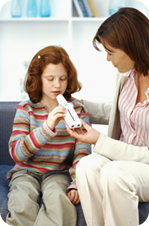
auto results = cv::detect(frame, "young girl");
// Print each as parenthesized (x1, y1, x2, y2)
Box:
(6, 45, 91, 226)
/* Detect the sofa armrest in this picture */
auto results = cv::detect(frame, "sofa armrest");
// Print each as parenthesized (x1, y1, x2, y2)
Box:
(0, 102, 19, 165)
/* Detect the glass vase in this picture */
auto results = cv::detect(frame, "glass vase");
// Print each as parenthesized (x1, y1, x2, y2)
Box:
(109, 0, 126, 16)
(26, 0, 37, 17)
(40, 0, 50, 17)
(11, 0, 22, 18)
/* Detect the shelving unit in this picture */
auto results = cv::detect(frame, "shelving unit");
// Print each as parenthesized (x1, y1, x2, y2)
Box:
(0, 0, 148, 104)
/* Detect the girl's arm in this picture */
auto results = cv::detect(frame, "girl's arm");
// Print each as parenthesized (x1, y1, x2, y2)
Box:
(9, 103, 64, 163)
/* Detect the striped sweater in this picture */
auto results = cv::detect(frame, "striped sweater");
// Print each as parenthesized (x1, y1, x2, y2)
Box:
(7, 100, 91, 190)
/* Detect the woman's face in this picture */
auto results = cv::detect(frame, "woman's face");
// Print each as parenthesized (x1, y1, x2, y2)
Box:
(103, 42, 135, 73)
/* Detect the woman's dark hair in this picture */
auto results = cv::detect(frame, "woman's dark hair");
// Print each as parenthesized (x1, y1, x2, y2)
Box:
(24, 45, 82, 103)
(93, 7, 149, 76)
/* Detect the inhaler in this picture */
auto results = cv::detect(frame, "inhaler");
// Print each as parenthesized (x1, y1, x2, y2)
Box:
(57, 94, 82, 129)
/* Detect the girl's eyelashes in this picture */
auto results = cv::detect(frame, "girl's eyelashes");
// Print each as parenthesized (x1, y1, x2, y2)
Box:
(47, 77, 54, 81)
(47, 76, 68, 81)
(60, 77, 68, 81)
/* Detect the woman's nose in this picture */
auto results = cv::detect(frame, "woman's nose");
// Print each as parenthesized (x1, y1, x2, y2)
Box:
(107, 54, 111, 62)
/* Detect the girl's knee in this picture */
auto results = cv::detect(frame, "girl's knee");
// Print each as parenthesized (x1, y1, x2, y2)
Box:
(7, 188, 39, 223)
(8, 185, 40, 205)
(43, 185, 75, 214)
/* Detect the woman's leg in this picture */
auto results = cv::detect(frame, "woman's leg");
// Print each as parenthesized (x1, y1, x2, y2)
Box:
(76, 154, 111, 226)
(6, 170, 40, 226)
(34, 173, 76, 226)
(100, 161, 149, 226)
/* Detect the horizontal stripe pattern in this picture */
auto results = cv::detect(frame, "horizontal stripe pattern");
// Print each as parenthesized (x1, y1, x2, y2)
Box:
(8, 100, 91, 187)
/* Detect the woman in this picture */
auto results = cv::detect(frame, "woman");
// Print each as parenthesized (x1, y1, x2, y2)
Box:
(66, 7, 149, 226)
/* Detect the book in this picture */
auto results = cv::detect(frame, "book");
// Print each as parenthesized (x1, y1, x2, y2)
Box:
(87, 0, 99, 17)
(73, 0, 84, 17)
(82, 0, 94, 17)
(77, 0, 89, 17)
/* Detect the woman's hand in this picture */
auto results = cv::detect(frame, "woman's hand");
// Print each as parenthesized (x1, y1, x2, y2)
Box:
(67, 189, 80, 205)
(47, 106, 66, 131)
(66, 119, 100, 145)
(69, 96, 83, 104)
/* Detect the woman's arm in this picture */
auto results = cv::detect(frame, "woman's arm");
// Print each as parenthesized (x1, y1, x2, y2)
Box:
(83, 100, 111, 125)
(70, 97, 111, 125)
(93, 133, 149, 164)
(66, 120, 149, 164)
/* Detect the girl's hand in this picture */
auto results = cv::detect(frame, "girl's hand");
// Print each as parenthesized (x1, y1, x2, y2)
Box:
(47, 106, 66, 131)
(66, 119, 100, 145)
(67, 189, 80, 205)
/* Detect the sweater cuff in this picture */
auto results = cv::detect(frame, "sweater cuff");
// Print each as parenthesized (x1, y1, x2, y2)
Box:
(67, 184, 77, 192)
(43, 121, 57, 137)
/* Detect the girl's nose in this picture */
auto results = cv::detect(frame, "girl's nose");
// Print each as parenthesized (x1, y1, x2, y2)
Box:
(54, 79, 60, 87)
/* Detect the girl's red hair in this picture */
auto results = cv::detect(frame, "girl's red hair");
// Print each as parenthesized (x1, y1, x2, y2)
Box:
(24, 45, 82, 103)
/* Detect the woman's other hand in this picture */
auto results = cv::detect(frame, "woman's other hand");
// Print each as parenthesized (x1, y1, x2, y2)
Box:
(66, 119, 100, 145)
(69, 96, 83, 104)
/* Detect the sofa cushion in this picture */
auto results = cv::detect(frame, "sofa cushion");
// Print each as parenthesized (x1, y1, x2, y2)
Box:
(139, 202, 149, 224)
(0, 102, 18, 165)
(0, 165, 12, 221)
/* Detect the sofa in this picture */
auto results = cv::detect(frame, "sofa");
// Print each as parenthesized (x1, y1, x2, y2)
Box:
(0, 102, 149, 225)
(0, 102, 87, 225)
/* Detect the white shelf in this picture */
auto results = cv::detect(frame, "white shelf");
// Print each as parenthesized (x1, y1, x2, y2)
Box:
(71, 17, 107, 22)
(0, 17, 107, 22)
(0, 18, 70, 22)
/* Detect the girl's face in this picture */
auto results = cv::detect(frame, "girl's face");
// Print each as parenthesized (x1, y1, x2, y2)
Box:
(103, 42, 135, 73)
(41, 62, 68, 104)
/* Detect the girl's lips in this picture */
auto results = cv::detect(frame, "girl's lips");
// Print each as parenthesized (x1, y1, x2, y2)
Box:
(52, 91, 61, 95)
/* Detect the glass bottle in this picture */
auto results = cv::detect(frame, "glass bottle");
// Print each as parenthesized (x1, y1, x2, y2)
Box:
(40, 0, 50, 17)
(11, 0, 22, 18)
(26, 0, 37, 17)
(109, 0, 126, 16)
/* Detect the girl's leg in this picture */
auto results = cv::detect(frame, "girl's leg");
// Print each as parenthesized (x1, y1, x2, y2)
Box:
(76, 154, 111, 226)
(6, 170, 41, 226)
(100, 161, 149, 226)
(34, 173, 76, 226)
